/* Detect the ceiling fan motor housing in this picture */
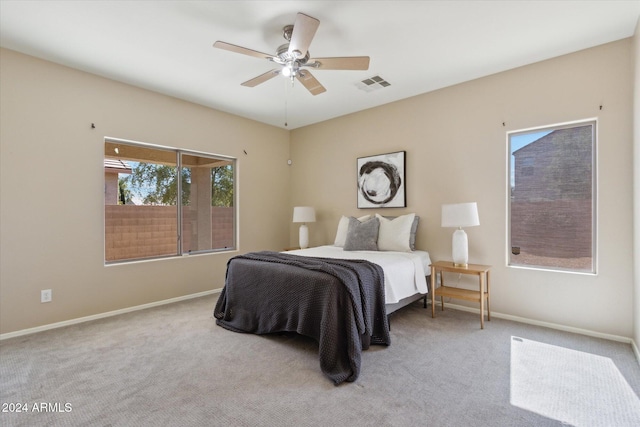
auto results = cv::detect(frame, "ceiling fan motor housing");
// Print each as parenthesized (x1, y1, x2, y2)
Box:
(276, 43, 310, 64)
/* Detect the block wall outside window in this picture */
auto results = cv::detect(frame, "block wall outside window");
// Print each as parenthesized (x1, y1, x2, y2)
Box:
(508, 120, 596, 273)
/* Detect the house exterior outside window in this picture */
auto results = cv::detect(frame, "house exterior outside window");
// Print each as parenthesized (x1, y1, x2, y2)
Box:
(509, 121, 596, 273)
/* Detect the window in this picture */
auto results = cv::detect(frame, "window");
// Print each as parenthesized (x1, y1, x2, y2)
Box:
(508, 120, 596, 273)
(104, 139, 235, 263)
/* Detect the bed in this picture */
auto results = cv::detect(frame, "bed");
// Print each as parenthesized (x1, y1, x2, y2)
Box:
(287, 245, 430, 313)
(214, 213, 430, 384)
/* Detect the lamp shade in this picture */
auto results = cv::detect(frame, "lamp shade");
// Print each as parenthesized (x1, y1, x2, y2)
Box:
(441, 203, 480, 228)
(293, 206, 316, 223)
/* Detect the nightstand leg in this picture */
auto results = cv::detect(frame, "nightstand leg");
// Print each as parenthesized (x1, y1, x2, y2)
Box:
(430, 267, 436, 318)
(486, 270, 491, 321)
(479, 274, 485, 329)
(440, 272, 445, 311)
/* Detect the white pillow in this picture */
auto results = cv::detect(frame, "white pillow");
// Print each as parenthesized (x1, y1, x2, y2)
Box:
(334, 215, 372, 247)
(375, 213, 416, 252)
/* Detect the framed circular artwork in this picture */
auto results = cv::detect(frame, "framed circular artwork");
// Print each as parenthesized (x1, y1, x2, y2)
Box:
(357, 151, 406, 208)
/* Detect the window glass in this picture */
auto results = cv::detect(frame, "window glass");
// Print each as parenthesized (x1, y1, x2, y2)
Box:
(104, 140, 235, 263)
(180, 153, 235, 254)
(508, 121, 596, 273)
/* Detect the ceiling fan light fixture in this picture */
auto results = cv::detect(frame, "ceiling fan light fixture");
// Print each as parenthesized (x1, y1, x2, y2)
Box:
(282, 63, 294, 77)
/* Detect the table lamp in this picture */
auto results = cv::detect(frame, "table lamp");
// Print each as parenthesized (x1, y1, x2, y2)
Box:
(441, 202, 480, 267)
(293, 206, 316, 249)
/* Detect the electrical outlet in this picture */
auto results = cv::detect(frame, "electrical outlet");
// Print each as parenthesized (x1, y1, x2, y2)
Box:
(41, 289, 52, 303)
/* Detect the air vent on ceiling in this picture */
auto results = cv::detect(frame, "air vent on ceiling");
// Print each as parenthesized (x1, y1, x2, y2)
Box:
(356, 75, 391, 92)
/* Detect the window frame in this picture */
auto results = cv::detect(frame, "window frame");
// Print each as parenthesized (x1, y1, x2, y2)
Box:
(507, 119, 597, 274)
(104, 137, 237, 264)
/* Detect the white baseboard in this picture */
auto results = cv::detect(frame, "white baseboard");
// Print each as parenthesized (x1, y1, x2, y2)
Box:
(436, 301, 633, 344)
(631, 339, 640, 366)
(0, 289, 223, 341)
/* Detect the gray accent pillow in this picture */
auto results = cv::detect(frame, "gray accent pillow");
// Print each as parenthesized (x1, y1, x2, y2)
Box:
(344, 216, 380, 251)
(409, 215, 419, 250)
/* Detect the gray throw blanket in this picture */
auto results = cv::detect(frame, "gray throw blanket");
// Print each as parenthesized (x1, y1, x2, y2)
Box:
(214, 251, 390, 385)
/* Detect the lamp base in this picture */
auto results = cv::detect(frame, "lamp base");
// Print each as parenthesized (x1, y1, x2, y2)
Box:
(298, 224, 309, 249)
(452, 228, 469, 268)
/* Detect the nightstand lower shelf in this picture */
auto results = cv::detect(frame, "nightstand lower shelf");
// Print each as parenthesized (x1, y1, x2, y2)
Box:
(434, 285, 487, 303)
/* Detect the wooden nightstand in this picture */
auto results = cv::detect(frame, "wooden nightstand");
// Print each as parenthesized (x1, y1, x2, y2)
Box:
(430, 261, 491, 329)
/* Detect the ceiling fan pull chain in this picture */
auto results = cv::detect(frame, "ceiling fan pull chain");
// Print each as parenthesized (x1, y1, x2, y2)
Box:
(284, 78, 289, 127)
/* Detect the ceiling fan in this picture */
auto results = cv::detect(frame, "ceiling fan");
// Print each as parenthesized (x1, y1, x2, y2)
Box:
(213, 12, 370, 95)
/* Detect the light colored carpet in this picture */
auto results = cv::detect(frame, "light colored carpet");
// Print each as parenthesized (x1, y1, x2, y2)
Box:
(1, 294, 639, 426)
(510, 336, 640, 426)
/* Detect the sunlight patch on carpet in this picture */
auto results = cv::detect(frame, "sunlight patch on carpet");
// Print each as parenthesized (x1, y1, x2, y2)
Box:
(510, 336, 640, 426)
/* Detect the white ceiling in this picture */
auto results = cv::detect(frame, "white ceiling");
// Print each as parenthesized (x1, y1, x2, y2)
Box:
(1, 1, 639, 129)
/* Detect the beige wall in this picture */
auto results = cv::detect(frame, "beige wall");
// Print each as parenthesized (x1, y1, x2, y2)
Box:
(1, 37, 637, 339)
(0, 48, 290, 334)
(291, 39, 635, 338)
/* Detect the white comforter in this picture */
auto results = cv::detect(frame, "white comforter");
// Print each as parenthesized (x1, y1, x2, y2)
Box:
(286, 245, 430, 304)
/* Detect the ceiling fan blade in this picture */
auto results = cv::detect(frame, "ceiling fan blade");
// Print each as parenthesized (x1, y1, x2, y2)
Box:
(296, 70, 326, 96)
(307, 56, 370, 70)
(214, 41, 275, 61)
(288, 13, 319, 59)
(241, 69, 281, 87)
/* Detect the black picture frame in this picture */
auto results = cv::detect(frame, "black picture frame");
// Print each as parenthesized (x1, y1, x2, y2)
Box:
(357, 151, 406, 208)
